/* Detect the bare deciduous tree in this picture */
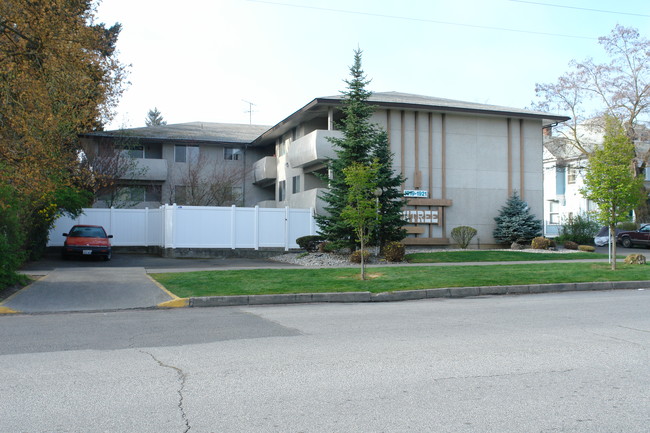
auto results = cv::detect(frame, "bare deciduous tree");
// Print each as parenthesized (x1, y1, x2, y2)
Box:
(167, 151, 248, 206)
(534, 25, 650, 219)
(80, 134, 148, 208)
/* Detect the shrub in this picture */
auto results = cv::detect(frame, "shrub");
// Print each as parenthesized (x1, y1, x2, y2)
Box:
(349, 249, 371, 263)
(296, 235, 323, 252)
(383, 241, 405, 262)
(617, 221, 637, 231)
(318, 241, 336, 253)
(0, 185, 27, 289)
(624, 254, 646, 265)
(450, 226, 477, 249)
(555, 213, 599, 245)
(578, 245, 595, 252)
(531, 236, 552, 250)
(564, 241, 579, 250)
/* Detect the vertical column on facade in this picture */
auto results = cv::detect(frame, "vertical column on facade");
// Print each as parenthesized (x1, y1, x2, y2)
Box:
(327, 107, 334, 131)
(441, 113, 447, 239)
(519, 119, 525, 199)
(414, 111, 420, 189)
(400, 110, 406, 190)
(507, 118, 513, 196)
(428, 113, 433, 194)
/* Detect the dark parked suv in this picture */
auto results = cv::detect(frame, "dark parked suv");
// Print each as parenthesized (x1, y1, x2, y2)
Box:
(616, 224, 650, 248)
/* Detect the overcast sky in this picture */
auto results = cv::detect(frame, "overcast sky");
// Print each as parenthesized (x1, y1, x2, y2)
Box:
(95, 0, 650, 130)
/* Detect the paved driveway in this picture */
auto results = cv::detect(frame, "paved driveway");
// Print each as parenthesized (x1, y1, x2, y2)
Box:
(3, 267, 172, 313)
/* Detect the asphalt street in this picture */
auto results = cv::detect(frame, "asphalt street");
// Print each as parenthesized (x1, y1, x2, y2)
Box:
(1, 290, 648, 432)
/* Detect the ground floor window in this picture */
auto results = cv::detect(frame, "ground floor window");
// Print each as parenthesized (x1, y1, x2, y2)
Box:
(278, 180, 286, 202)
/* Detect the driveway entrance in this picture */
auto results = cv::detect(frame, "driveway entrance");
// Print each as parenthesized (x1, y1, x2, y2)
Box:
(2, 267, 172, 313)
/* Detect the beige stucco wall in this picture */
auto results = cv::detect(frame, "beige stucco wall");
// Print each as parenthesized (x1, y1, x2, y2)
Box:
(261, 107, 546, 247)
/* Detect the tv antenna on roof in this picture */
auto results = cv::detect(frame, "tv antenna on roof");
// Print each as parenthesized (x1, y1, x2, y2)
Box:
(242, 100, 256, 125)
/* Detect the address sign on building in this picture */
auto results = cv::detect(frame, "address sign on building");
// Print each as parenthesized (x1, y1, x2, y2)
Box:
(403, 190, 428, 198)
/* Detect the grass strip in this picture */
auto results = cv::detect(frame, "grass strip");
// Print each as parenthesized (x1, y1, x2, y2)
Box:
(405, 250, 613, 263)
(151, 262, 649, 298)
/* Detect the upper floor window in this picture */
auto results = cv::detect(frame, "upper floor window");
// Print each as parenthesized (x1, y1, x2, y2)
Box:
(175, 145, 199, 163)
(224, 147, 242, 160)
(567, 166, 577, 184)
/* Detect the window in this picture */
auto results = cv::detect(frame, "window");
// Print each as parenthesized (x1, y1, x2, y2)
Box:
(126, 186, 145, 202)
(231, 187, 243, 205)
(549, 201, 560, 224)
(145, 185, 162, 202)
(278, 180, 286, 202)
(125, 145, 144, 159)
(224, 147, 242, 160)
(292, 175, 300, 194)
(567, 166, 577, 184)
(555, 166, 566, 195)
(175, 145, 199, 163)
(174, 185, 187, 204)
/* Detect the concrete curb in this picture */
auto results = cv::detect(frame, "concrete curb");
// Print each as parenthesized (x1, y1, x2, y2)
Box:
(177, 280, 650, 308)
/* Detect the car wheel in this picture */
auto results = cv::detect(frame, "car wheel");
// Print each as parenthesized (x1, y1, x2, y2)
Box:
(621, 237, 632, 248)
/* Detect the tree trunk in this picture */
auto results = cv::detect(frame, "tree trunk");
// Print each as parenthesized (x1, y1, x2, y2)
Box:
(610, 223, 617, 271)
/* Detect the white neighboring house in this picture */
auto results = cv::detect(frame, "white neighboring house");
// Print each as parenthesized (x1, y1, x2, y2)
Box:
(543, 122, 650, 237)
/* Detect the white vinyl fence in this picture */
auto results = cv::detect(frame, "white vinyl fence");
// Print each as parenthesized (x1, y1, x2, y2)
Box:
(48, 205, 317, 250)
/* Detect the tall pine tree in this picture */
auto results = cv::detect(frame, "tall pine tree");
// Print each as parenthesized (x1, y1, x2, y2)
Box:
(316, 49, 405, 250)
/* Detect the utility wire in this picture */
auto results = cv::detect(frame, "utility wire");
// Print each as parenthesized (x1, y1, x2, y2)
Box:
(509, 0, 650, 18)
(246, 0, 597, 40)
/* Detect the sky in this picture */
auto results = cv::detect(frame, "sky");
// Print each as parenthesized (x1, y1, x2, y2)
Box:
(95, 0, 650, 130)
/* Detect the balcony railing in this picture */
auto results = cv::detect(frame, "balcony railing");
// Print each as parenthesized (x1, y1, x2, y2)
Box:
(288, 188, 327, 214)
(253, 156, 277, 186)
(121, 158, 168, 181)
(288, 130, 342, 168)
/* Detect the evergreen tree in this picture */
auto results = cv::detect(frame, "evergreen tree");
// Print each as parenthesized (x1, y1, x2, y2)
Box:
(316, 49, 405, 250)
(493, 192, 542, 244)
(145, 107, 167, 126)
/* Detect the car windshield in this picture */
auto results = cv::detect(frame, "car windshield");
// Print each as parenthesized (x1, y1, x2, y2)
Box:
(69, 227, 107, 238)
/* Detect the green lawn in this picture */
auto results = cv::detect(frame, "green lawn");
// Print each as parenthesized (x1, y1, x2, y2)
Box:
(151, 262, 649, 298)
(405, 250, 613, 263)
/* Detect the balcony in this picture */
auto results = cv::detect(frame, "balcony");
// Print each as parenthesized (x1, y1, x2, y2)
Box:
(253, 156, 277, 186)
(288, 188, 327, 214)
(288, 130, 342, 169)
(121, 158, 168, 182)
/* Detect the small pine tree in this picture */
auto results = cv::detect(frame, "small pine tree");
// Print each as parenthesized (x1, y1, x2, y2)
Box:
(316, 49, 405, 250)
(145, 107, 167, 126)
(493, 192, 542, 244)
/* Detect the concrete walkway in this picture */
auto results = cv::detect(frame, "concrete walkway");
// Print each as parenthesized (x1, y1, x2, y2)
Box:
(2, 267, 173, 313)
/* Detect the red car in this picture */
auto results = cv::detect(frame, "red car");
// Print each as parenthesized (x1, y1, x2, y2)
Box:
(616, 224, 650, 248)
(62, 225, 113, 261)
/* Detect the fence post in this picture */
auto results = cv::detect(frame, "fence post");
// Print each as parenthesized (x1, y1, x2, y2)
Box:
(284, 206, 290, 251)
(110, 207, 115, 236)
(254, 205, 260, 250)
(142, 207, 148, 247)
(310, 207, 316, 235)
(171, 204, 177, 249)
(231, 205, 237, 250)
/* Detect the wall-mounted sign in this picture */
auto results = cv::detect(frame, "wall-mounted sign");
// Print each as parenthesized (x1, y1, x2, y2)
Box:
(404, 190, 428, 198)
(402, 209, 439, 224)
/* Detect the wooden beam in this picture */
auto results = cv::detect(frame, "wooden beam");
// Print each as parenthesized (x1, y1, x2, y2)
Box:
(406, 198, 452, 206)
(403, 237, 450, 245)
(404, 226, 426, 234)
